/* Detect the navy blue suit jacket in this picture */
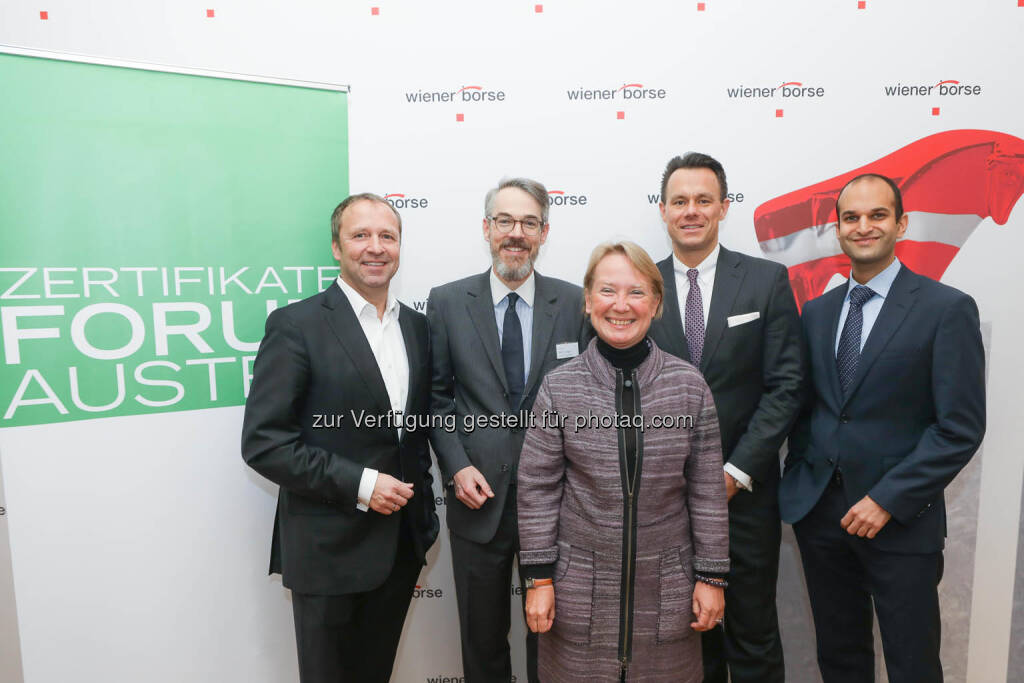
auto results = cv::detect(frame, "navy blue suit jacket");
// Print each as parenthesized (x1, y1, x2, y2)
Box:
(778, 265, 985, 553)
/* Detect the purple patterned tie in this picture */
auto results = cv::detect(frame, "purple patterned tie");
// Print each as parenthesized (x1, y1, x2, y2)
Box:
(836, 285, 876, 395)
(685, 268, 705, 366)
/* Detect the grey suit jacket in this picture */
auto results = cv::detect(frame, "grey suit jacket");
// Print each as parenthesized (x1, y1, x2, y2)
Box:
(427, 269, 589, 543)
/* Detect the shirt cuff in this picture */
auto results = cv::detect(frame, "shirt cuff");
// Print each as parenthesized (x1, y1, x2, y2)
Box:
(521, 563, 555, 581)
(356, 468, 378, 511)
(724, 463, 753, 492)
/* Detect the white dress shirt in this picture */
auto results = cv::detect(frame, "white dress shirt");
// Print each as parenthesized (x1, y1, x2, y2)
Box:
(336, 276, 410, 511)
(490, 269, 535, 386)
(672, 245, 753, 492)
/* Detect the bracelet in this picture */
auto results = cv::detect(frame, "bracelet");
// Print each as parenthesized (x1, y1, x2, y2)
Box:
(525, 577, 553, 589)
(694, 573, 728, 589)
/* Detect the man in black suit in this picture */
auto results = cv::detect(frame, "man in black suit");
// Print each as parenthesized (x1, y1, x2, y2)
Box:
(241, 193, 438, 683)
(779, 174, 985, 682)
(427, 177, 588, 682)
(648, 153, 804, 683)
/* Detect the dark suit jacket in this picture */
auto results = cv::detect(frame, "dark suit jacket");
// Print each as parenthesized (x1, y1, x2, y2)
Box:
(241, 282, 438, 595)
(779, 265, 986, 553)
(427, 270, 588, 544)
(649, 246, 805, 488)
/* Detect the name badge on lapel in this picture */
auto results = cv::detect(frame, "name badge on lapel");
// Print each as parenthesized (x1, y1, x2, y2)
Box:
(556, 342, 579, 359)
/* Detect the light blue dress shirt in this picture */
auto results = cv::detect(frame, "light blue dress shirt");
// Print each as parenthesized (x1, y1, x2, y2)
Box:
(834, 258, 902, 355)
(491, 270, 534, 386)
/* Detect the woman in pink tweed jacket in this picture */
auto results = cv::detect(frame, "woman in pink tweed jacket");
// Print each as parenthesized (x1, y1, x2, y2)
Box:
(518, 242, 730, 682)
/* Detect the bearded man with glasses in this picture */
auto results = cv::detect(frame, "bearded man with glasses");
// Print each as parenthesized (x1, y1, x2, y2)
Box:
(427, 177, 590, 682)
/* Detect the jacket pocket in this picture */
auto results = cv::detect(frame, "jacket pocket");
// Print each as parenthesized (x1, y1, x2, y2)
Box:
(286, 491, 340, 515)
(552, 542, 594, 646)
(657, 546, 692, 644)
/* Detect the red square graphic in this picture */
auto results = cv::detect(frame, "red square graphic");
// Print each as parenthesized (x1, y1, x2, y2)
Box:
(535, 4, 543, 12)
(775, 109, 784, 118)
(697, 2, 706, 10)
(456, 113, 464, 122)
(371, 7, 380, 15)
(1019, 0, 1023, 6)
(39, 10, 48, 19)
(617, 111, 625, 120)
(206, 9, 215, 17)
(858, 1, 866, 8)
(932, 107, 940, 116)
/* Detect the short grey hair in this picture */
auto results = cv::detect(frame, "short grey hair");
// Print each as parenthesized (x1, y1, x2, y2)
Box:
(330, 193, 402, 244)
(484, 177, 550, 224)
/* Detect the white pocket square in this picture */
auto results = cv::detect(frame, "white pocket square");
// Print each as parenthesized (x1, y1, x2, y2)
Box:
(727, 312, 760, 328)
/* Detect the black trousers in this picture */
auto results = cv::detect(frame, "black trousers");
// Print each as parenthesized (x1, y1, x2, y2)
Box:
(291, 519, 421, 683)
(793, 475, 943, 683)
(702, 481, 785, 683)
(449, 486, 538, 683)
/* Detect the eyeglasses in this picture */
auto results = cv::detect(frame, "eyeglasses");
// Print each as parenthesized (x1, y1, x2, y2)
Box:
(488, 214, 544, 235)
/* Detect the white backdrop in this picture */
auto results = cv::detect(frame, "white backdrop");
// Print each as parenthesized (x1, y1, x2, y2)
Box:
(2, 2, 1023, 682)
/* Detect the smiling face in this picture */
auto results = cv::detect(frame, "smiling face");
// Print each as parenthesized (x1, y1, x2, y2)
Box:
(659, 167, 730, 267)
(835, 177, 908, 283)
(331, 199, 401, 300)
(483, 187, 549, 287)
(585, 253, 660, 349)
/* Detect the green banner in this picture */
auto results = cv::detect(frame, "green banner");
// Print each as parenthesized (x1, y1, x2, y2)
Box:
(0, 54, 348, 426)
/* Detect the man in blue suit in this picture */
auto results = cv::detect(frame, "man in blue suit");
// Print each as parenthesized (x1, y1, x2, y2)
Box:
(779, 173, 986, 683)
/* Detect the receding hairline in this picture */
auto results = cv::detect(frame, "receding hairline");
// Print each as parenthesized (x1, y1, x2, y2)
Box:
(836, 175, 899, 216)
(335, 197, 401, 238)
(491, 185, 546, 218)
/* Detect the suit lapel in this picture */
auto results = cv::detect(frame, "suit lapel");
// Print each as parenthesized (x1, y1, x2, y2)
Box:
(465, 271, 510, 394)
(656, 257, 692, 363)
(524, 273, 559, 401)
(398, 304, 421, 429)
(819, 285, 847, 408)
(841, 266, 917, 405)
(321, 283, 392, 417)
(700, 246, 744, 373)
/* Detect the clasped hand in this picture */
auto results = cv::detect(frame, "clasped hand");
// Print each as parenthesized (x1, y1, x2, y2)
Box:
(453, 465, 495, 509)
(840, 495, 891, 538)
(370, 473, 413, 515)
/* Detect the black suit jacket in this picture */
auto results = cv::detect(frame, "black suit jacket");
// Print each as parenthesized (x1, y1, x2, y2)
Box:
(241, 282, 438, 595)
(427, 270, 588, 544)
(649, 246, 805, 487)
(779, 265, 986, 553)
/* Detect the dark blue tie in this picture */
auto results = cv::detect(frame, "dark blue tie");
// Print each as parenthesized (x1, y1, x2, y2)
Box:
(836, 285, 876, 395)
(502, 292, 525, 409)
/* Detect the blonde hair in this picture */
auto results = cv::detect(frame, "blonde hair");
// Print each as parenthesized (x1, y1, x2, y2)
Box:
(583, 241, 664, 318)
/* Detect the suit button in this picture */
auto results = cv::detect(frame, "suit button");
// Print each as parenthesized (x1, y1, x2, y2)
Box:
(501, 464, 510, 472)
(840, 414, 850, 424)
(827, 457, 835, 466)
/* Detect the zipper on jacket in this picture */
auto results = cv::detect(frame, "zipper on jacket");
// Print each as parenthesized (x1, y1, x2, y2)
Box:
(616, 367, 642, 677)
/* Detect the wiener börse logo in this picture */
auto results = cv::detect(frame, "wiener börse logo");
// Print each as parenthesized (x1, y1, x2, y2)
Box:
(753, 129, 1024, 309)
(883, 79, 983, 97)
(647, 191, 745, 205)
(726, 80, 825, 99)
(382, 193, 428, 209)
(548, 189, 588, 207)
(566, 82, 667, 101)
(405, 84, 506, 103)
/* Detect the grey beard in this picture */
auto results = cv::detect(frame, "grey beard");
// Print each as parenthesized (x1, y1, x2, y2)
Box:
(494, 255, 534, 282)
